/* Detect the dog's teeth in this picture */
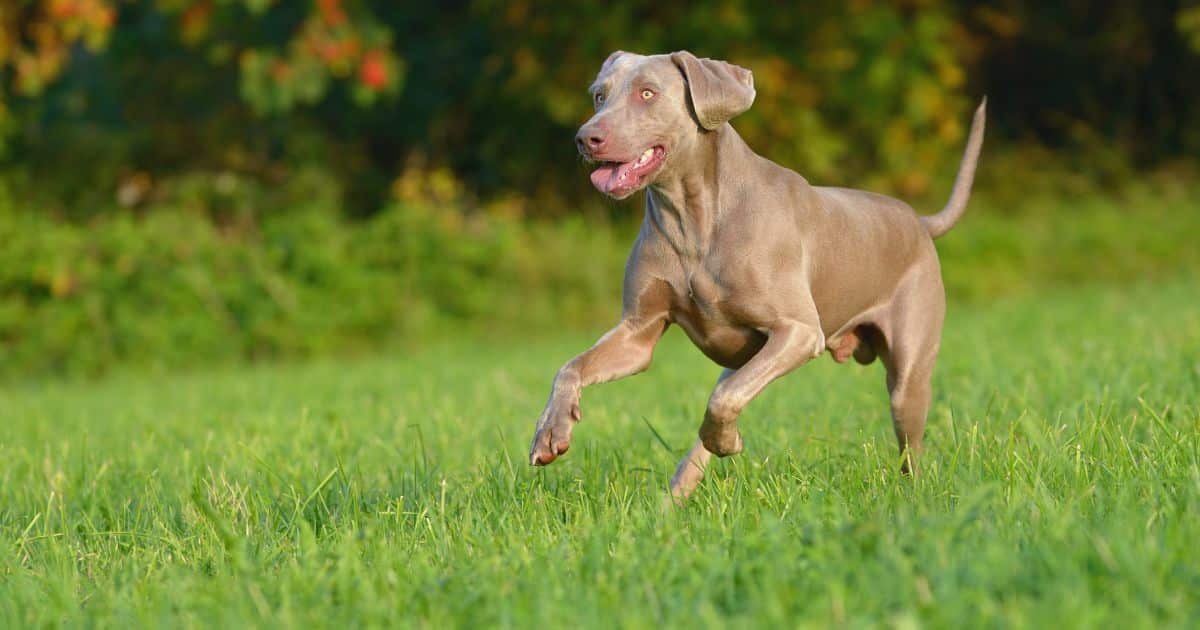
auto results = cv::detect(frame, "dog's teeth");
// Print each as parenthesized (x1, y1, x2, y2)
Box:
(636, 148, 654, 166)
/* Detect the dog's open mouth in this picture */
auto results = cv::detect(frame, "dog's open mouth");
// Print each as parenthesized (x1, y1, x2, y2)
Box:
(589, 146, 666, 197)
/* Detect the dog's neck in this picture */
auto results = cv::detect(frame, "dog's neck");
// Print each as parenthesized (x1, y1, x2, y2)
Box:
(646, 124, 754, 258)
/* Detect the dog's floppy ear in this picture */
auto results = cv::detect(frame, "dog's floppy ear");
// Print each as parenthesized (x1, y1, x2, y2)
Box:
(670, 51, 755, 130)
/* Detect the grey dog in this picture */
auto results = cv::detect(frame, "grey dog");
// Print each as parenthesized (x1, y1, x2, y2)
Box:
(528, 50, 986, 499)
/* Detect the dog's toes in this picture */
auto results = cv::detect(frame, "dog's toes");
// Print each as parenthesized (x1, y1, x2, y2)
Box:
(530, 444, 568, 466)
(529, 431, 554, 466)
(699, 423, 743, 457)
(724, 431, 744, 456)
(530, 436, 566, 466)
(529, 422, 573, 466)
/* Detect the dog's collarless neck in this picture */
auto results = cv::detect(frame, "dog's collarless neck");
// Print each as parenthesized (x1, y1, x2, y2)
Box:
(646, 125, 751, 257)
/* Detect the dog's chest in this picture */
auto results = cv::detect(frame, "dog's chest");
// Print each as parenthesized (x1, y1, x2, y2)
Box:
(669, 262, 754, 331)
(667, 267, 765, 368)
(672, 265, 723, 315)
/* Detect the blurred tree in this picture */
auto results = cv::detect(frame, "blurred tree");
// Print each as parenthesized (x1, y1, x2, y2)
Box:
(964, 1, 1200, 165)
(0, 0, 405, 212)
(1181, 5, 1200, 50)
(0, 1, 1197, 216)
(1, 1, 401, 108)
(0, 0, 116, 95)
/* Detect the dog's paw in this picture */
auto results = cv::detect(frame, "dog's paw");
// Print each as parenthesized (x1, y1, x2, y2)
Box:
(698, 420, 743, 457)
(528, 401, 581, 466)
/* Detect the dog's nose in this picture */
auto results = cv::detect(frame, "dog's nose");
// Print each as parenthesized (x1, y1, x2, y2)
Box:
(575, 131, 607, 155)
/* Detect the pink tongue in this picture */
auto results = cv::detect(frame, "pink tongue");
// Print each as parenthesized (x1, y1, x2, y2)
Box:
(590, 161, 633, 193)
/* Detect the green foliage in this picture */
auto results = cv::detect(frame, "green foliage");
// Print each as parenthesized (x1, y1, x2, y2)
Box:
(1, 2, 1198, 378)
(464, 0, 974, 199)
(1, 167, 1197, 380)
(0, 171, 628, 379)
(1179, 6, 1200, 51)
(1, 276, 1198, 625)
(937, 169, 1200, 301)
(233, 2, 402, 114)
(4, 2, 1197, 211)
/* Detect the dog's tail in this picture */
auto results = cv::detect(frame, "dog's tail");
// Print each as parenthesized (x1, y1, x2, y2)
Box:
(921, 97, 987, 239)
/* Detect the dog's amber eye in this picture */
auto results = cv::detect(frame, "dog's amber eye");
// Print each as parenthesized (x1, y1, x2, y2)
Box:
(641, 89, 655, 100)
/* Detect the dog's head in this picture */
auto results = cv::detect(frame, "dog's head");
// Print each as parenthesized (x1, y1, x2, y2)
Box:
(575, 50, 756, 199)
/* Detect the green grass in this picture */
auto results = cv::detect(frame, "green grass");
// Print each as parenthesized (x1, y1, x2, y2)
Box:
(2, 273, 1199, 628)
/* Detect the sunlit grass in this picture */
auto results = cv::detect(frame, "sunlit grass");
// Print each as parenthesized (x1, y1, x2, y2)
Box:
(2, 274, 1198, 627)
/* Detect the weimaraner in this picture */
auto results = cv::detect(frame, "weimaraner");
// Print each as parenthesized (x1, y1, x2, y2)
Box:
(528, 50, 985, 499)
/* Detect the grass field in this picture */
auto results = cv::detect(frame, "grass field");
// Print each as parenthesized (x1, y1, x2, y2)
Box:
(2, 272, 1199, 627)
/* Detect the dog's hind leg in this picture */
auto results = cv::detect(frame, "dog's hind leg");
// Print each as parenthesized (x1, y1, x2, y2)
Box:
(666, 369, 730, 503)
(666, 438, 714, 504)
(886, 351, 936, 475)
(880, 272, 945, 475)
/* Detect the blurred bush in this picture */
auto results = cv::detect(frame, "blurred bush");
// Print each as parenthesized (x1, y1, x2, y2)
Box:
(3, 1, 1197, 212)
(0, 169, 629, 378)
(1, 165, 1197, 380)
(1, 1, 1198, 379)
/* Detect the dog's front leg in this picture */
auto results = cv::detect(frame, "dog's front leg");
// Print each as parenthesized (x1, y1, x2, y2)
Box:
(699, 319, 825, 456)
(529, 316, 668, 466)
